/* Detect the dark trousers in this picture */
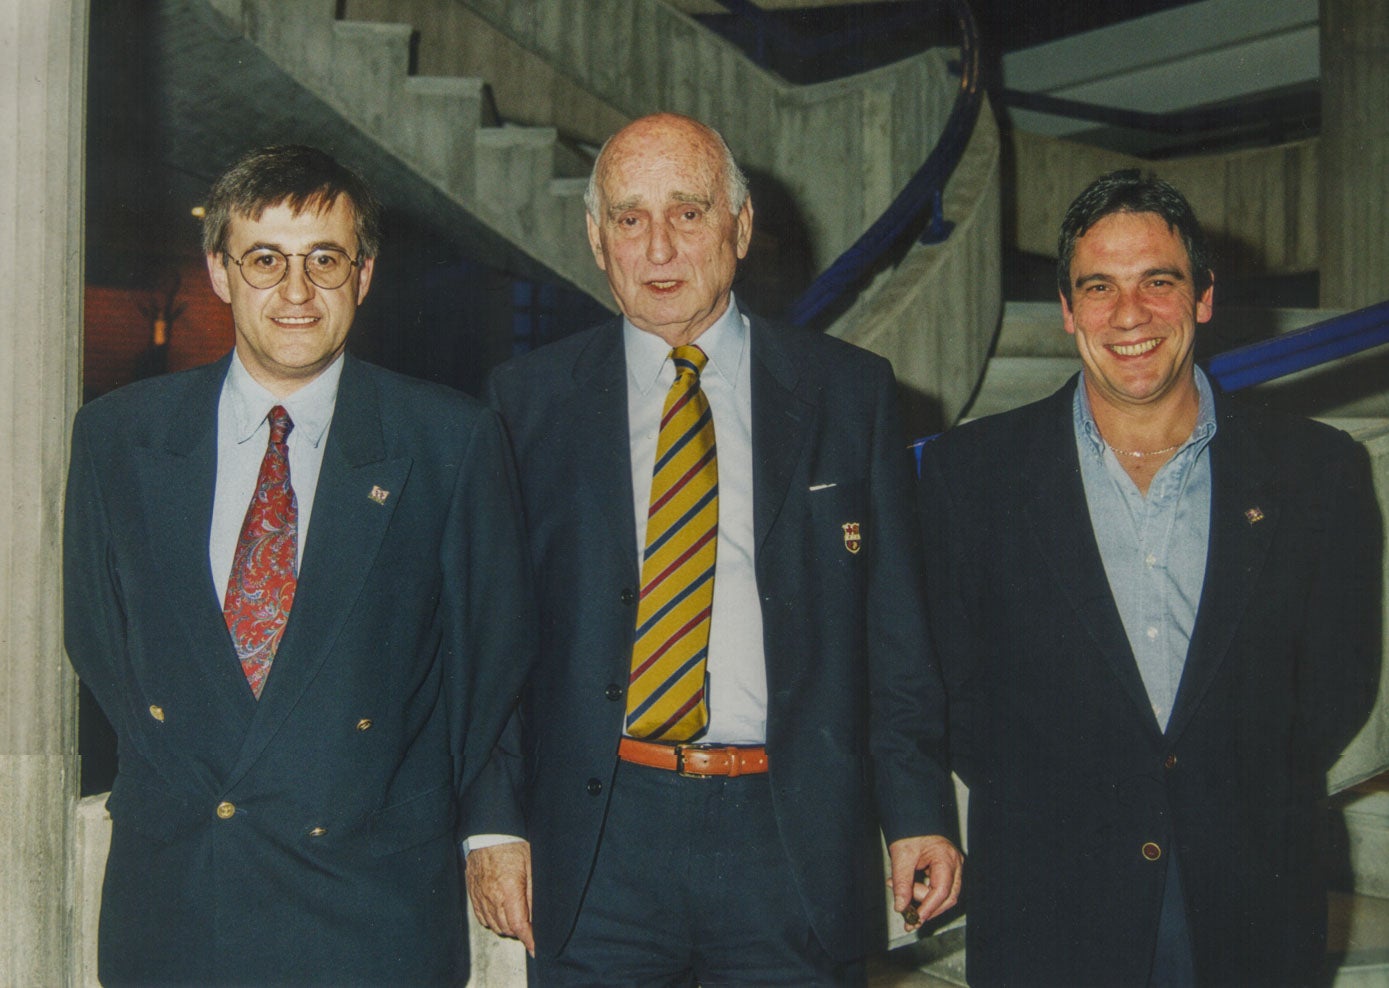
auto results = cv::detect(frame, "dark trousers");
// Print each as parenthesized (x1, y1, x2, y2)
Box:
(533, 760, 865, 987)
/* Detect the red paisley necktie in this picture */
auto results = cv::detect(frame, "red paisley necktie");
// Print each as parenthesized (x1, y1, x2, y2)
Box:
(222, 405, 298, 699)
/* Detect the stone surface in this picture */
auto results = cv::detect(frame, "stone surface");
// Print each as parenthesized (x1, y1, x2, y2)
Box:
(0, 0, 86, 983)
(1008, 129, 1321, 278)
(1319, 0, 1389, 308)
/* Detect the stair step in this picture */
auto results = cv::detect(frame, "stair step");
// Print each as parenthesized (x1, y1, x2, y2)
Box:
(329, 21, 412, 131)
(1331, 775, 1389, 899)
(964, 355, 1078, 420)
(390, 77, 489, 191)
(1329, 889, 1389, 987)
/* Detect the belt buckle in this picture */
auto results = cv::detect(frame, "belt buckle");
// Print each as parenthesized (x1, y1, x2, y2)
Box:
(675, 743, 715, 779)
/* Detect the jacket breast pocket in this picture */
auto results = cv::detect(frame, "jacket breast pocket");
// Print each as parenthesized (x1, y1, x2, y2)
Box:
(368, 783, 456, 857)
(808, 480, 869, 559)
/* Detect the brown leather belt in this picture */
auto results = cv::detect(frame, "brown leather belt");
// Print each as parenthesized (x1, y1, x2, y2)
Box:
(618, 737, 769, 778)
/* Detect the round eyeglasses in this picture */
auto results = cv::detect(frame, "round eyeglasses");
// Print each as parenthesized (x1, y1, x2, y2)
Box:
(226, 246, 362, 291)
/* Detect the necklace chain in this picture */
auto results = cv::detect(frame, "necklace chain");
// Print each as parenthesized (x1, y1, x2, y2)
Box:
(1106, 440, 1182, 459)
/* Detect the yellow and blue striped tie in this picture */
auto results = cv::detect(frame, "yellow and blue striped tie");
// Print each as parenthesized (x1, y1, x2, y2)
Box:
(626, 345, 718, 741)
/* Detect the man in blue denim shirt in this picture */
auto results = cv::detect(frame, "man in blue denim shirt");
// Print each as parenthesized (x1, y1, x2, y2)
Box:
(919, 170, 1382, 986)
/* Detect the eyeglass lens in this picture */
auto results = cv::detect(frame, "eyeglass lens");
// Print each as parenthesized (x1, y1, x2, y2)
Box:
(234, 247, 356, 290)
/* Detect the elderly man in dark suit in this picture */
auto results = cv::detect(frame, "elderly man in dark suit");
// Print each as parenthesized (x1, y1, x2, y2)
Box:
(919, 169, 1382, 986)
(465, 112, 961, 985)
(64, 145, 534, 986)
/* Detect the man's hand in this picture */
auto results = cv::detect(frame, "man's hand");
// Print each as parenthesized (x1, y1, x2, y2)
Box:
(465, 841, 535, 956)
(887, 834, 963, 932)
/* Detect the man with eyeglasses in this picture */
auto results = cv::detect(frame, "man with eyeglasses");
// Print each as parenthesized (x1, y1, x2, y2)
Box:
(63, 144, 535, 985)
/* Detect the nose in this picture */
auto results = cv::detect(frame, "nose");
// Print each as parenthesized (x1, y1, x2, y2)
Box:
(646, 218, 676, 265)
(278, 255, 316, 304)
(1110, 286, 1150, 330)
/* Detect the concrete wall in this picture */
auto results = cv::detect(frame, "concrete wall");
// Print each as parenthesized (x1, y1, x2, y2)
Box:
(1007, 129, 1320, 277)
(1319, 0, 1389, 309)
(833, 97, 1003, 433)
(0, 1, 86, 984)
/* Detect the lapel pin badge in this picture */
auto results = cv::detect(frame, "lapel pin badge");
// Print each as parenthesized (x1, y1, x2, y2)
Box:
(841, 522, 862, 554)
(368, 485, 391, 505)
(1244, 506, 1264, 525)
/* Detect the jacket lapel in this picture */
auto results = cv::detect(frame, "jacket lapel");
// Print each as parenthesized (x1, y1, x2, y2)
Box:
(135, 355, 259, 736)
(571, 324, 640, 584)
(1165, 397, 1278, 740)
(749, 318, 814, 556)
(225, 356, 411, 784)
(1022, 382, 1158, 728)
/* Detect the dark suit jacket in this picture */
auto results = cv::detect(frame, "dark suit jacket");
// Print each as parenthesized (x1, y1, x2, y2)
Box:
(918, 377, 1382, 987)
(64, 353, 536, 986)
(477, 316, 956, 962)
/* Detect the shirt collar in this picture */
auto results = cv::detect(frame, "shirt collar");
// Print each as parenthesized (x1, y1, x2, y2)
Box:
(624, 295, 748, 396)
(223, 350, 343, 448)
(1075, 366, 1218, 456)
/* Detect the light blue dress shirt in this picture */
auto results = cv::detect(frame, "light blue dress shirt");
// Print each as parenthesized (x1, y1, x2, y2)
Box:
(208, 351, 342, 605)
(1073, 369, 1217, 731)
(624, 297, 767, 744)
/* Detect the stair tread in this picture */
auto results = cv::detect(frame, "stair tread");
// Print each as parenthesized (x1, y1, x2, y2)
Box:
(405, 76, 486, 96)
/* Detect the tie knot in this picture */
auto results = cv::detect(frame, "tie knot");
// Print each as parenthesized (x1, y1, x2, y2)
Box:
(671, 345, 708, 382)
(268, 405, 294, 444)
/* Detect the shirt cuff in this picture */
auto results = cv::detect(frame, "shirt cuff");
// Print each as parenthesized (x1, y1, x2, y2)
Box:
(461, 833, 525, 857)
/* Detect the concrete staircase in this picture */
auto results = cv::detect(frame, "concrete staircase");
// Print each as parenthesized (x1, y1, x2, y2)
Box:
(197, 0, 1001, 431)
(203, 0, 609, 302)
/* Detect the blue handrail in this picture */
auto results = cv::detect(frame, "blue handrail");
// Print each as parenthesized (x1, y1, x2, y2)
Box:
(995, 87, 1318, 146)
(1206, 299, 1389, 393)
(786, 0, 982, 328)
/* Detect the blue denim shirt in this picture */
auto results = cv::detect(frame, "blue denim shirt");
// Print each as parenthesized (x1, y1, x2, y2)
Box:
(1073, 370, 1217, 731)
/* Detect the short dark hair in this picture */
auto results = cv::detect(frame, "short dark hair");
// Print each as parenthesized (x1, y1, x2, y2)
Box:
(1056, 169, 1212, 304)
(201, 145, 382, 259)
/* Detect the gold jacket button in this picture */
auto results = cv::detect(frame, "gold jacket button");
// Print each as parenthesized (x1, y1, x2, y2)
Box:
(1141, 841, 1162, 861)
(216, 801, 236, 820)
(356, 718, 373, 732)
(148, 705, 165, 722)
(307, 826, 327, 838)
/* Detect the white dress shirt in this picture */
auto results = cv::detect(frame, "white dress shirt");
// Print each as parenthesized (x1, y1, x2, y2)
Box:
(623, 297, 767, 744)
(208, 351, 342, 604)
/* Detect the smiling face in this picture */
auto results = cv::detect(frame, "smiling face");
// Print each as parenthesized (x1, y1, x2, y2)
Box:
(207, 195, 375, 397)
(1062, 210, 1212, 416)
(586, 115, 753, 346)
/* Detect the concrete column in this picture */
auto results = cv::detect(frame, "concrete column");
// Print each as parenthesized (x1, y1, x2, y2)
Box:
(1318, 0, 1389, 308)
(0, 0, 87, 984)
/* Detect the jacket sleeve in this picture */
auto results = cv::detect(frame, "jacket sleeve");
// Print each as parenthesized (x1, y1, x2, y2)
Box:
(445, 403, 536, 835)
(64, 407, 136, 742)
(916, 436, 979, 790)
(1306, 435, 1384, 789)
(866, 363, 959, 844)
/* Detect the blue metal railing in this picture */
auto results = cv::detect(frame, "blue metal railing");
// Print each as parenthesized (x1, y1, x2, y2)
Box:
(994, 87, 1319, 148)
(706, 0, 982, 329)
(785, 0, 982, 327)
(1206, 299, 1389, 393)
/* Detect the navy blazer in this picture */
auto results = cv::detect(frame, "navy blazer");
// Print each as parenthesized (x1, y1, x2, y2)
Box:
(919, 377, 1382, 986)
(478, 316, 956, 962)
(64, 353, 536, 986)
